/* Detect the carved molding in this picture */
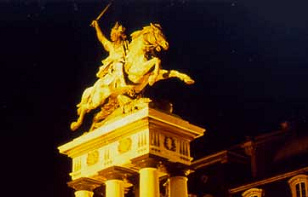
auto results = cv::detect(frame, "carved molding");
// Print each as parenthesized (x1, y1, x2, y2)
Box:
(118, 137, 132, 154)
(99, 166, 137, 181)
(288, 174, 308, 197)
(67, 177, 102, 191)
(229, 167, 308, 194)
(164, 136, 176, 152)
(132, 156, 164, 168)
(86, 150, 99, 166)
(242, 188, 264, 197)
(166, 163, 191, 177)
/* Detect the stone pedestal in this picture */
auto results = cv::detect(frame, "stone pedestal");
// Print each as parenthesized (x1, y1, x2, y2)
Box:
(59, 105, 205, 196)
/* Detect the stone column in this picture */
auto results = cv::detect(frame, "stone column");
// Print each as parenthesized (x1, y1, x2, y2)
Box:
(68, 177, 101, 197)
(139, 167, 160, 197)
(105, 179, 124, 197)
(167, 166, 189, 197)
(74, 190, 94, 197)
(99, 166, 136, 197)
(137, 158, 160, 197)
(169, 176, 188, 197)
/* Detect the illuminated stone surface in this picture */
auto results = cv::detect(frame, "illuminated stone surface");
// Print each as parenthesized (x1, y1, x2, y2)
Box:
(59, 105, 205, 196)
(105, 179, 124, 197)
(61, 14, 204, 196)
(139, 167, 159, 197)
(74, 190, 94, 197)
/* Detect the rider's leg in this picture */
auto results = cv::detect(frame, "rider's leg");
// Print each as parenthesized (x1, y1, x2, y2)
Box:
(148, 58, 161, 86)
(113, 62, 126, 88)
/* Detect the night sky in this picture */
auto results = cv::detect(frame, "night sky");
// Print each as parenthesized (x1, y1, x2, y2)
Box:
(2, 0, 308, 196)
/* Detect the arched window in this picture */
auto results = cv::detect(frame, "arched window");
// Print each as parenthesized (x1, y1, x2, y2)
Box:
(242, 188, 264, 197)
(289, 174, 308, 197)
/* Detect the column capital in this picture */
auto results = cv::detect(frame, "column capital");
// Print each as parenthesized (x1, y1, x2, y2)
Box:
(68, 177, 102, 191)
(132, 155, 165, 168)
(166, 163, 192, 177)
(99, 166, 137, 180)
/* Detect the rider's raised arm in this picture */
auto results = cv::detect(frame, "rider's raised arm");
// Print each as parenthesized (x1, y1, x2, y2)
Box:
(91, 20, 112, 52)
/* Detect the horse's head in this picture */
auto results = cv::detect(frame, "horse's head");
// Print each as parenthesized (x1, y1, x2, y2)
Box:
(146, 23, 169, 52)
(130, 23, 169, 53)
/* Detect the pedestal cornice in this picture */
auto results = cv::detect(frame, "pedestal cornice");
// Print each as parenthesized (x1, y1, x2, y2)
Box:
(58, 106, 205, 158)
(58, 105, 205, 182)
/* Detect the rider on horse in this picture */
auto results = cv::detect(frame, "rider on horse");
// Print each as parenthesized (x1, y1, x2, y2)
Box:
(71, 22, 194, 131)
(91, 20, 129, 92)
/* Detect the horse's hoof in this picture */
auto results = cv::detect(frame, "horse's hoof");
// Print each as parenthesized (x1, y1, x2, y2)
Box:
(70, 122, 79, 131)
(149, 75, 156, 86)
(185, 78, 195, 85)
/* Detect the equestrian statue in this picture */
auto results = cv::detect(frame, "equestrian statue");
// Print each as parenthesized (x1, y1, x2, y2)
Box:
(70, 17, 194, 131)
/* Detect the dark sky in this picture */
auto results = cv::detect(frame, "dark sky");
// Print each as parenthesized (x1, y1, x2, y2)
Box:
(1, 0, 308, 196)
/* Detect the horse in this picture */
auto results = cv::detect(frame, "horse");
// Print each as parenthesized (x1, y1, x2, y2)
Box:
(70, 23, 194, 131)
(124, 23, 194, 94)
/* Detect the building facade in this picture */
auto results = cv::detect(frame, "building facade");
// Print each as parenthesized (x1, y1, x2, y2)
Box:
(189, 122, 308, 197)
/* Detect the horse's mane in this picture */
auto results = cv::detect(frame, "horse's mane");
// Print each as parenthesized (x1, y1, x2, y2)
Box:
(130, 30, 143, 40)
(130, 23, 162, 40)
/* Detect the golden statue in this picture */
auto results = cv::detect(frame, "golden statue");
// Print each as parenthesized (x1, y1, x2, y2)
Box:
(70, 20, 195, 131)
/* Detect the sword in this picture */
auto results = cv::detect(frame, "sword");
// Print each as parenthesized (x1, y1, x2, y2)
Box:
(90, 2, 112, 25)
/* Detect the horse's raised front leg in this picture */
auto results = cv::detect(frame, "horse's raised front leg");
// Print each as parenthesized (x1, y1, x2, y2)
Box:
(157, 69, 195, 84)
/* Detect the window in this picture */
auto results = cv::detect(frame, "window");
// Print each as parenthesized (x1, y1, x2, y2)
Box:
(289, 174, 308, 197)
(242, 188, 263, 197)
